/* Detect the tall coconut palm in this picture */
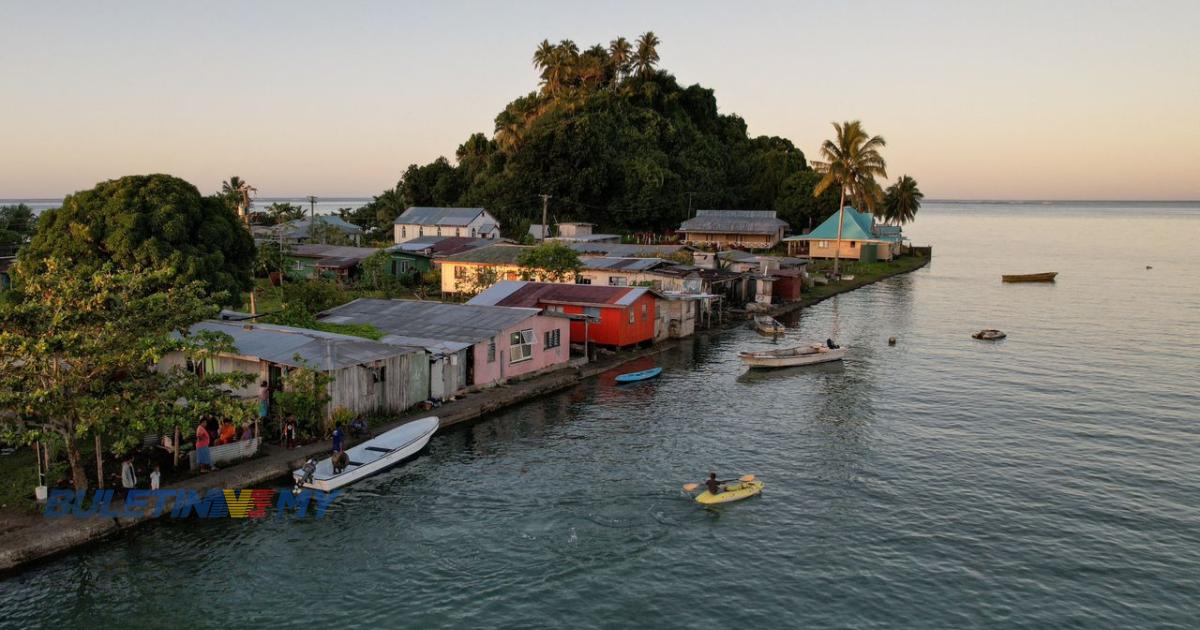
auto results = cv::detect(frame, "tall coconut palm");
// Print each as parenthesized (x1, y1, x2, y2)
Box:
(812, 120, 887, 275)
(883, 175, 923, 225)
(633, 31, 660, 78)
(221, 175, 256, 222)
(609, 37, 633, 78)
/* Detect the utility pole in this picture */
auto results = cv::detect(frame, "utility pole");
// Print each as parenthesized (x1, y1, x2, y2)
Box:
(307, 195, 318, 243)
(539, 194, 551, 242)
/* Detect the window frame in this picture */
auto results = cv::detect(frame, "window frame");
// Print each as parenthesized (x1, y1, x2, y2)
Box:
(509, 329, 534, 364)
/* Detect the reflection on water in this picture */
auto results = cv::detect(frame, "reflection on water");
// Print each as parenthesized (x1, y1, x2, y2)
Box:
(3, 203, 1200, 629)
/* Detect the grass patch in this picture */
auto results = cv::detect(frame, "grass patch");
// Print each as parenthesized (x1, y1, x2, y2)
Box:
(805, 255, 929, 301)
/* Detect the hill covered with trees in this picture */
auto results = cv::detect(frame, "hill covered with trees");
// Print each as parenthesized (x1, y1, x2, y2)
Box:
(345, 33, 839, 238)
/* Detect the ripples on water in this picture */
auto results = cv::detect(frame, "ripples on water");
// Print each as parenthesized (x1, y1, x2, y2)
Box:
(2, 203, 1199, 629)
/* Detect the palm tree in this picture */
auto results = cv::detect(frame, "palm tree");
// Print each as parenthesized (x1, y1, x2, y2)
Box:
(812, 121, 887, 275)
(633, 31, 660, 78)
(883, 175, 923, 225)
(221, 175, 256, 222)
(609, 37, 633, 78)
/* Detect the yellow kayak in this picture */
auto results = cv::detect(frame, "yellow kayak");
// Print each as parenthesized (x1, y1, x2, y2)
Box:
(695, 480, 764, 505)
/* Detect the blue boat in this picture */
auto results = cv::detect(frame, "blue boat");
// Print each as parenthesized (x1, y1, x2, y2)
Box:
(615, 367, 663, 383)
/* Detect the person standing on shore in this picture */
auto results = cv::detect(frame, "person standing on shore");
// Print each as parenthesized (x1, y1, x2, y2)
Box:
(150, 464, 161, 490)
(120, 455, 137, 496)
(258, 380, 270, 422)
(282, 415, 297, 449)
(196, 420, 214, 472)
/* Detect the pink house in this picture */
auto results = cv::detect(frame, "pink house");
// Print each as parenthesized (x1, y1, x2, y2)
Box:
(318, 299, 571, 398)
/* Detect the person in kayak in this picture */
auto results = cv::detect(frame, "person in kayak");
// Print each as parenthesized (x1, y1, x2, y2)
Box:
(705, 472, 723, 495)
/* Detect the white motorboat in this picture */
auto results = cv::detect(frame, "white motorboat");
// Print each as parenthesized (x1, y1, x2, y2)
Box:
(739, 344, 846, 369)
(293, 416, 439, 492)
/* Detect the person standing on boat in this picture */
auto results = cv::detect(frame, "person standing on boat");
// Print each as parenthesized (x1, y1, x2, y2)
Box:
(331, 424, 347, 474)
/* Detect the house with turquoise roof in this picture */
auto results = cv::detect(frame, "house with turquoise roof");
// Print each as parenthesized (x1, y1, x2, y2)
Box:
(782, 206, 904, 262)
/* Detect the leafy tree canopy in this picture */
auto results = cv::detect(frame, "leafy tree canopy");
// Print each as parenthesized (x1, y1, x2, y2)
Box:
(17, 174, 255, 306)
(0, 203, 37, 247)
(354, 34, 829, 236)
(518, 242, 583, 282)
(0, 260, 251, 490)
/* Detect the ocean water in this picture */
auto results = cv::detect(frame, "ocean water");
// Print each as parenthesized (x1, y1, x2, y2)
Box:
(1, 201, 1198, 628)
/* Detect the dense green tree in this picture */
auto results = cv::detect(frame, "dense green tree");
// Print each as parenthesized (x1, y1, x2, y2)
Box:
(0, 203, 37, 247)
(0, 261, 249, 490)
(17, 174, 255, 306)
(518, 243, 583, 282)
(882, 175, 923, 225)
(813, 121, 888, 274)
(360, 34, 866, 240)
(265, 202, 305, 224)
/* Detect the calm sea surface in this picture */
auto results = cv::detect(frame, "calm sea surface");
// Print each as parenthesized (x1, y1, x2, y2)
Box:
(2, 202, 1199, 628)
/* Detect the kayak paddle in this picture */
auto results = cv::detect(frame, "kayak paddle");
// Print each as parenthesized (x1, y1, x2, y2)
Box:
(682, 474, 755, 492)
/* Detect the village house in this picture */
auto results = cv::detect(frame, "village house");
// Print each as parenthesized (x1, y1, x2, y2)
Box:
(159, 319, 430, 417)
(384, 235, 496, 282)
(469, 281, 660, 348)
(0, 256, 13, 290)
(575, 257, 670, 287)
(677, 210, 789, 250)
(252, 215, 364, 246)
(782, 206, 904, 261)
(434, 244, 531, 294)
(394, 207, 501, 243)
(529, 222, 621, 244)
(317, 299, 571, 399)
(284, 244, 383, 281)
(567, 242, 696, 262)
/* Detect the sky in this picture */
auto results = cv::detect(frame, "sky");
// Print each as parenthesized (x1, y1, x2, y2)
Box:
(2, 0, 1198, 201)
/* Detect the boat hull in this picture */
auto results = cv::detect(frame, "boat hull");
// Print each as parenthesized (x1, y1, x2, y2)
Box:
(293, 417, 439, 492)
(696, 480, 764, 505)
(740, 346, 846, 369)
(753, 315, 786, 336)
(615, 367, 662, 383)
(1002, 272, 1057, 283)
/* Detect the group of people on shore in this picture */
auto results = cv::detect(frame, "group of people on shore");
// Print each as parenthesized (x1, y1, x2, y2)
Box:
(195, 414, 257, 473)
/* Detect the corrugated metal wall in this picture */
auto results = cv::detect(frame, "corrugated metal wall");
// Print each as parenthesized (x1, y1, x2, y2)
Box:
(327, 351, 431, 415)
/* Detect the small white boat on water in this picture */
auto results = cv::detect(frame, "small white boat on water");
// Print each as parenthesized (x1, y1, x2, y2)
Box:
(739, 343, 846, 369)
(293, 416, 439, 492)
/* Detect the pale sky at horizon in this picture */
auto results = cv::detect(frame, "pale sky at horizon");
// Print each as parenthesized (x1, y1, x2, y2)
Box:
(2, 0, 1198, 201)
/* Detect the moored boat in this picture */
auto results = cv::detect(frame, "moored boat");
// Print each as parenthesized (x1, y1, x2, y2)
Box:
(972, 329, 1006, 340)
(615, 367, 662, 383)
(293, 416, 439, 492)
(1002, 272, 1057, 283)
(753, 315, 786, 336)
(739, 343, 846, 368)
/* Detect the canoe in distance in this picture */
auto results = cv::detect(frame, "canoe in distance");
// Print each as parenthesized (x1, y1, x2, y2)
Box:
(1002, 272, 1057, 283)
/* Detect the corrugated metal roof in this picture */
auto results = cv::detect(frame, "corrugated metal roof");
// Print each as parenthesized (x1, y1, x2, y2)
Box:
(291, 244, 381, 260)
(468, 281, 650, 308)
(435, 244, 530, 264)
(567, 243, 693, 257)
(387, 236, 493, 257)
(580, 257, 667, 271)
(679, 210, 788, 235)
(318, 299, 542, 347)
(277, 215, 364, 239)
(395, 207, 486, 227)
(783, 207, 880, 242)
(188, 320, 420, 370)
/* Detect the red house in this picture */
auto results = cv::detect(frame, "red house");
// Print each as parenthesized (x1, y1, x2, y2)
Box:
(468, 281, 659, 348)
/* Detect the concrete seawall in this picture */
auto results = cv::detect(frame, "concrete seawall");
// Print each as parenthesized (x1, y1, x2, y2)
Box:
(0, 256, 929, 575)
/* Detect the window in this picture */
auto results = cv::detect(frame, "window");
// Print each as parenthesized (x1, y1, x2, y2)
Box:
(817, 241, 828, 248)
(510, 329, 534, 363)
(293, 260, 305, 271)
(544, 328, 561, 349)
(584, 307, 600, 320)
(849, 241, 857, 248)
(455, 265, 469, 280)
(401, 226, 407, 239)
(576, 276, 592, 285)
(608, 276, 628, 287)
(642, 303, 648, 321)
(628, 309, 635, 324)
(487, 337, 496, 363)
